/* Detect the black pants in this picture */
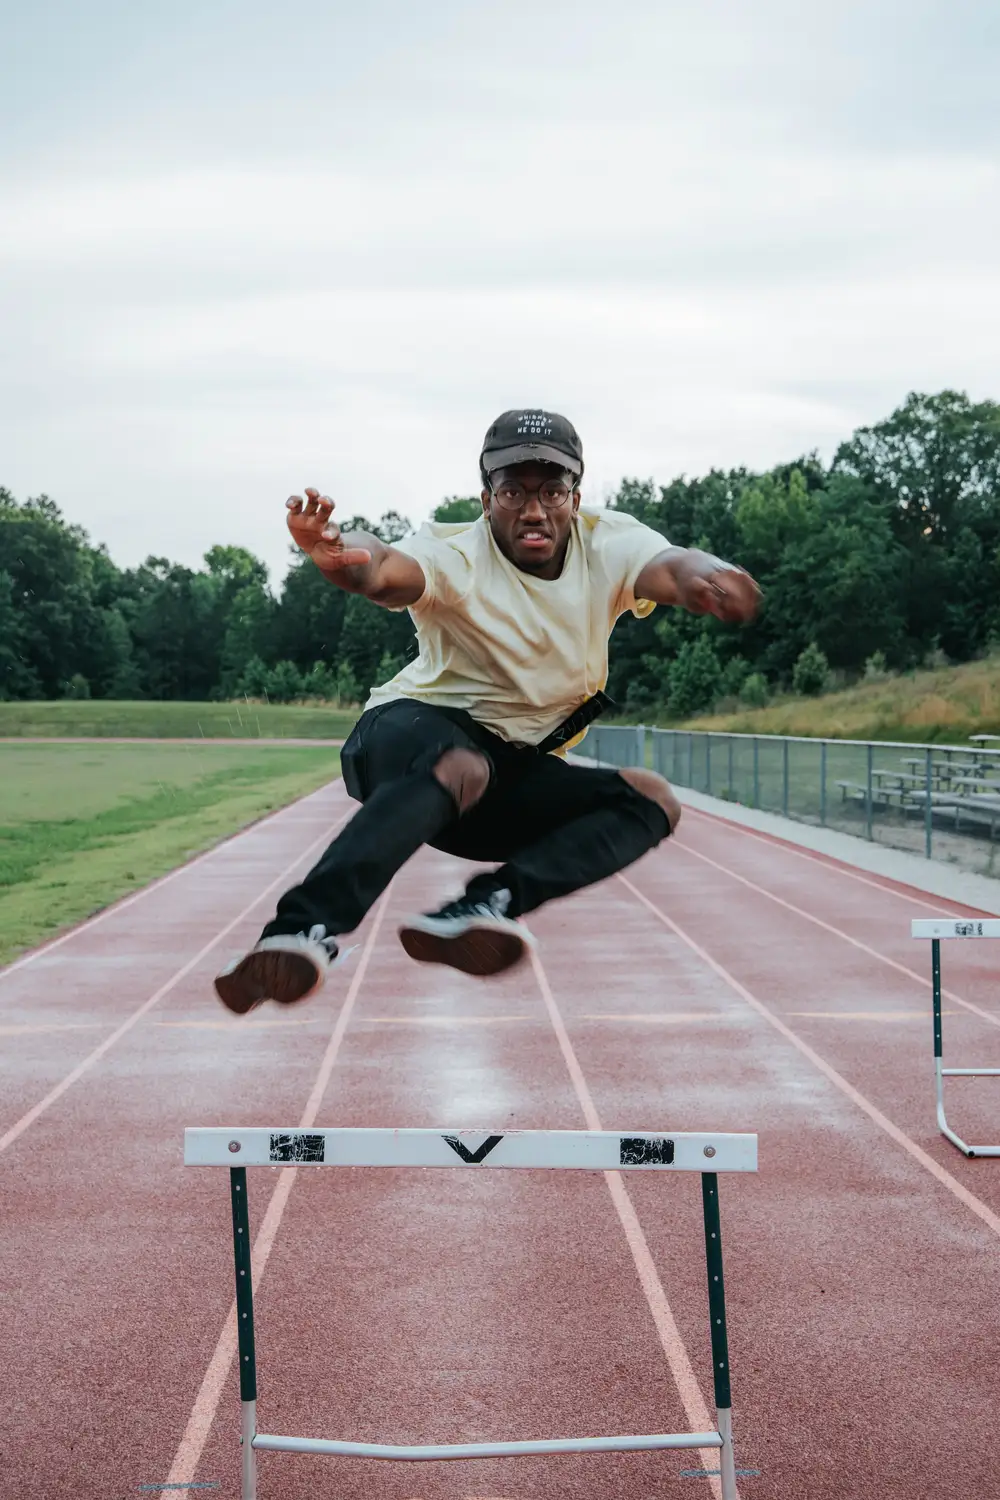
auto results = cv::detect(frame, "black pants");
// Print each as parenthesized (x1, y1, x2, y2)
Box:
(261, 699, 671, 940)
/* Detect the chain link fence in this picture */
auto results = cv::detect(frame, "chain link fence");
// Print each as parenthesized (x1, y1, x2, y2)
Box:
(575, 726, 1000, 877)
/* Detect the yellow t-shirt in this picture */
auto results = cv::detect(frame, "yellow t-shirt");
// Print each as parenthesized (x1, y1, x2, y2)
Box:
(364, 508, 669, 748)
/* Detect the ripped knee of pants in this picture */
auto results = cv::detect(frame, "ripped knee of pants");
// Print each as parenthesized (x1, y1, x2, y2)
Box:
(431, 747, 492, 815)
(617, 766, 682, 836)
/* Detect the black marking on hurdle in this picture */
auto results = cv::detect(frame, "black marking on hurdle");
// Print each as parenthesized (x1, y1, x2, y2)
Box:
(230, 1167, 257, 1401)
(442, 1133, 504, 1164)
(619, 1135, 674, 1166)
(269, 1131, 325, 1163)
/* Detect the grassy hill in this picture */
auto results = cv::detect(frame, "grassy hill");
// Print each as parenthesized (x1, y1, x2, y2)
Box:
(678, 658, 1000, 742)
(0, 700, 357, 739)
(5, 661, 1000, 747)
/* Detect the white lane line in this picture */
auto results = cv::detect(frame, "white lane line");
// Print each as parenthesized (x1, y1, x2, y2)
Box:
(0, 779, 346, 984)
(530, 950, 729, 1500)
(0, 812, 349, 1159)
(684, 805, 984, 917)
(157, 884, 392, 1498)
(362, 1014, 533, 1025)
(0, 1022, 107, 1036)
(787, 1010, 959, 1021)
(619, 874, 1000, 1242)
(678, 842, 1000, 1030)
(580, 1012, 718, 1023)
(151, 1016, 324, 1030)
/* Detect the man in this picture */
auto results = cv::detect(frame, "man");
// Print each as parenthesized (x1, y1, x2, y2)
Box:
(215, 409, 760, 1013)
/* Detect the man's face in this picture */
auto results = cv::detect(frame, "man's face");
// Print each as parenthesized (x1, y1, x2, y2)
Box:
(481, 462, 581, 576)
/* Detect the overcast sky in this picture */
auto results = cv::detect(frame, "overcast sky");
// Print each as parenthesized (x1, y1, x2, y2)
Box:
(3, 0, 998, 582)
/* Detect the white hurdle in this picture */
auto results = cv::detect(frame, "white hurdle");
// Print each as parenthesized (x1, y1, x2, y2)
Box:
(185, 1125, 758, 1499)
(912, 918, 1000, 1157)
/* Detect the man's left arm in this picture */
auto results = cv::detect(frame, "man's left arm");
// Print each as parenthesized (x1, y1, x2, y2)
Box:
(634, 547, 761, 625)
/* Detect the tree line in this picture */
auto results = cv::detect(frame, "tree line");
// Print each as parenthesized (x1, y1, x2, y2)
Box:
(606, 388, 1000, 715)
(3, 390, 999, 717)
(0, 499, 418, 707)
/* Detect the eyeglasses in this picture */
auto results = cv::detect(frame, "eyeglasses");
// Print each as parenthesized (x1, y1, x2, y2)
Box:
(489, 480, 575, 512)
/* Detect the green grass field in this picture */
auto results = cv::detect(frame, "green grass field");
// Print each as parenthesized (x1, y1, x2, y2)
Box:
(0, 742, 341, 965)
(680, 657, 1000, 744)
(0, 699, 357, 739)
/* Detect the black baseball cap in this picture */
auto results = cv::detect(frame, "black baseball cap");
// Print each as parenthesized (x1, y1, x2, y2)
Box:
(479, 408, 584, 483)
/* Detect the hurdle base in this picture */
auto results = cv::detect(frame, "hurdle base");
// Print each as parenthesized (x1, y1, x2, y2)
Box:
(936, 1067, 1000, 1157)
(251, 1429, 724, 1461)
(938, 1121, 1000, 1159)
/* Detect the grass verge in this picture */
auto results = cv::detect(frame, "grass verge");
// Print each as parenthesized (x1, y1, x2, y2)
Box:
(0, 744, 340, 966)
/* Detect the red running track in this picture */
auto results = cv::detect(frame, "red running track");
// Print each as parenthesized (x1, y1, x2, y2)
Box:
(3, 778, 1000, 1499)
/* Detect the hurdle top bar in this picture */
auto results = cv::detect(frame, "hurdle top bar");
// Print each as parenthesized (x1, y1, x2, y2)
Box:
(185, 1127, 757, 1173)
(911, 918, 1000, 940)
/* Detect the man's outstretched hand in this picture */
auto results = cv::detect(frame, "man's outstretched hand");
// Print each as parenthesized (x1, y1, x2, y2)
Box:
(676, 558, 762, 624)
(286, 489, 373, 571)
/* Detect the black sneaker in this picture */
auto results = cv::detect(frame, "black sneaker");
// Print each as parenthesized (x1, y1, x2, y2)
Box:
(214, 925, 339, 1014)
(398, 890, 535, 977)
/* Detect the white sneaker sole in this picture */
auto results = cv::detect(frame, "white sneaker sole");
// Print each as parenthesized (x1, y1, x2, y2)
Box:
(398, 915, 536, 977)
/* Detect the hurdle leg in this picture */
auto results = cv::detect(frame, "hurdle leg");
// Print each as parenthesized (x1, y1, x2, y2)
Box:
(931, 939, 953, 1146)
(932, 937, 976, 1156)
(931, 937, 1000, 1156)
(230, 1167, 258, 1500)
(701, 1172, 737, 1500)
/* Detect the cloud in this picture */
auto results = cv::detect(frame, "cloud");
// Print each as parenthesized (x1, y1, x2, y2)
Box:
(1, 0, 999, 582)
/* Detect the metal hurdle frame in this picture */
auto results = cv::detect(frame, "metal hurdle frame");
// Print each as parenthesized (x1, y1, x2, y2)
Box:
(912, 918, 1000, 1157)
(184, 1125, 758, 1499)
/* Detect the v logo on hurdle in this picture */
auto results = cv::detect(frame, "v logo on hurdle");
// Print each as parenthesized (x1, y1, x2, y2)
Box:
(441, 1131, 505, 1162)
(184, 1124, 759, 1499)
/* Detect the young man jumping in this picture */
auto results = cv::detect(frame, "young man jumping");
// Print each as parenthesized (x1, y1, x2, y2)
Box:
(215, 409, 760, 1013)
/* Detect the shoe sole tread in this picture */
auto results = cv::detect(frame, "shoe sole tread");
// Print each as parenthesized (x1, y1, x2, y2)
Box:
(214, 950, 322, 1012)
(398, 924, 526, 977)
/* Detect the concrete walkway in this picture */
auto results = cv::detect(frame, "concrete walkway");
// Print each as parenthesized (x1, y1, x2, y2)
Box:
(676, 784, 1000, 915)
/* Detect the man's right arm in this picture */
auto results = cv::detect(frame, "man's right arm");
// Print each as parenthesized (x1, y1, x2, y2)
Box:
(287, 489, 425, 609)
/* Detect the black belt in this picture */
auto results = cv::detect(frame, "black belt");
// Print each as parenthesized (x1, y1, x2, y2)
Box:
(532, 690, 617, 756)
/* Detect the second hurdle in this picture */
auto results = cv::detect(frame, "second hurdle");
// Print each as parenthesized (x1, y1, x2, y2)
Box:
(912, 917, 1000, 1157)
(184, 1124, 759, 1499)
